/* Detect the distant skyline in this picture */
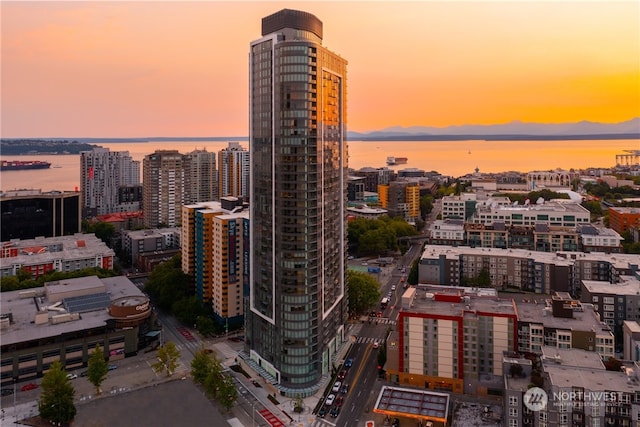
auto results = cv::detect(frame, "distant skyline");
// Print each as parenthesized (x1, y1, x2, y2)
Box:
(2, 1, 639, 138)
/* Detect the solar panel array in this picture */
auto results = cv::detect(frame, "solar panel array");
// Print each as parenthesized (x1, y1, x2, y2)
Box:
(377, 387, 448, 419)
(64, 292, 111, 313)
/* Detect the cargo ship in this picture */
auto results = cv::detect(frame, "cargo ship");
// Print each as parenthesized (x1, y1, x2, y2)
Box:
(1, 160, 52, 171)
(386, 156, 408, 165)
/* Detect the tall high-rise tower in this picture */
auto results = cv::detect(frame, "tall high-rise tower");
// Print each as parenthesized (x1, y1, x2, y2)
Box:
(143, 150, 184, 228)
(80, 147, 141, 218)
(218, 142, 249, 201)
(245, 9, 348, 396)
(183, 148, 218, 204)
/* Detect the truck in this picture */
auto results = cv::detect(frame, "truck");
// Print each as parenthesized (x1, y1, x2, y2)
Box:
(380, 297, 389, 309)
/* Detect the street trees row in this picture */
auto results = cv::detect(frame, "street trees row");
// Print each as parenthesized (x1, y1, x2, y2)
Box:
(190, 347, 238, 411)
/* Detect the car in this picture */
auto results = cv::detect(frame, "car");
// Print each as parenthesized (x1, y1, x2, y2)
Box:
(1, 388, 13, 396)
(391, 285, 396, 291)
(108, 364, 118, 371)
(392, 418, 400, 427)
(21, 383, 38, 392)
(332, 381, 341, 393)
(330, 406, 340, 418)
(325, 394, 336, 406)
(318, 406, 327, 418)
(340, 384, 349, 394)
(80, 370, 88, 377)
(335, 395, 344, 407)
(338, 370, 347, 380)
(344, 358, 353, 368)
(66, 373, 78, 380)
(373, 341, 380, 349)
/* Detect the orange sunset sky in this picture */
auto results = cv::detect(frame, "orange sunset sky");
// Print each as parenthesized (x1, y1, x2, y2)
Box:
(1, 1, 639, 138)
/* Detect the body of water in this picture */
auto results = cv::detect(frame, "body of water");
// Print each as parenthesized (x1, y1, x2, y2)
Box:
(1, 139, 638, 193)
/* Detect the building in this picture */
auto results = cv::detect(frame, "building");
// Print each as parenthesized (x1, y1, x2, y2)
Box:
(218, 142, 249, 201)
(373, 386, 450, 427)
(608, 207, 640, 235)
(0, 233, 114, 279)
(80, 147, 141, 218)
(181, 198, 249, 328)
(0, 275, 155, 387)
(503, 347, 640, 427)
(540, 347, 640, 427)
(623, 320, 640, 362)
(183, 148, 218, 204)
(0, 189, 81, 241)
(143, 150, 184, 228)
(245, 9, 348, 396)
(418, 245, 573, 294)
(428, 219, 465, 246)
(526, 169, 579, 191)
(515, 293, 614, 358)
(387, 286, 517, 395)
(470, 199, 591, 228)
(120, 228, 181, 271)
(378, 181, 420, 222)
(346, 204, 388, 220)
(347, 176, 365, 202)
(581, 275, 640, 336)
(352, 167, 394, 193)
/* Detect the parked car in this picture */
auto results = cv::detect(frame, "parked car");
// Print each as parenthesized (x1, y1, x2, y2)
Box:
(21, 383, 38, 392)
(344, 358, 354, 368)
(1, 388, 13, 396)
(66, 373, 78, 380)
(332, 381, 341, 393)
(340, 383, 349, 395)
(325, 394, 336, 406)
(318, 406, 327, 418)
(108, 364, 118, 371)
(335, 395, 344, 407)
(330, 406, 340, 418)
(338, 369, 347, 380)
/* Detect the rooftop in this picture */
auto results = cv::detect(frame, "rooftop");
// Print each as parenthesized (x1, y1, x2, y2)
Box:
(540, 346, 604, 370)
(0, 275, 144, 347)
(406, 287, 515, 317)
(373, 386, 449, 422)
(582, 275, 640, 296)
(515, 300, 611, 334)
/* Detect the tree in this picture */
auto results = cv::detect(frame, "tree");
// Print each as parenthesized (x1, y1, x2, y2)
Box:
(144, 255, 191, 311)
(196, 315, 217, 337)
(172, 296, 207, 326)
(347, 271, 381, 316)
(83, 221, 116, 247)
(39, 360, 76, 425)
(87, 345, 108, 395)
(191, 347, 216, 385)
(217, 374, 238, 411)
(152, 342, 181, 376)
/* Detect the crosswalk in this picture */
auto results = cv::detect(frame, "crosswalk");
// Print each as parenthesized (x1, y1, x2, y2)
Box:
(355, 336, 383, 344)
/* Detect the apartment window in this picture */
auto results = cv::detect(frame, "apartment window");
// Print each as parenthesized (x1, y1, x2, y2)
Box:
(508, 408, 518, 417)
(508, 420, 518, 427)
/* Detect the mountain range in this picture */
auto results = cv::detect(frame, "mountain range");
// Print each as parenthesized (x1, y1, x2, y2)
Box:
(347, 117, 640, 141)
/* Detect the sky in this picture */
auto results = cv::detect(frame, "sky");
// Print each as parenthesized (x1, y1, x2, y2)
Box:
(1, 1, 639, 138)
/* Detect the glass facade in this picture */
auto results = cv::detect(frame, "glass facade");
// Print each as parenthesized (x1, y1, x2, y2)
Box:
(247, 9, 348, 394)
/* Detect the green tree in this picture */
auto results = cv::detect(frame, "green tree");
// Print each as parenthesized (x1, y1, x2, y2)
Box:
(144, 255, 191, 311)
(191, 347, 216, 385)
(39, 360, 76, 425)
(419, 195, 434, 219)
(87, 345, 108, 395)
(172, 296, 207, 326)
(196, 315, 217, 337)
(83, 221, 116, 247)
(217, 373, 238, 411)
(152, 342, 181, 376)
(347, 271, 381, 316)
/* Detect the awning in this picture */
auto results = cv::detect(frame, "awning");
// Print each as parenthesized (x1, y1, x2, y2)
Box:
(145, 330, 161, 337)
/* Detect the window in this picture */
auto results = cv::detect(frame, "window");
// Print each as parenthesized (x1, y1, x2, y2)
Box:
(508, 407, 518, 417)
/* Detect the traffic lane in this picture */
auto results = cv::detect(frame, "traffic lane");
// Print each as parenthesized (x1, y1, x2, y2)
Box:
(339, 342, 381, 426)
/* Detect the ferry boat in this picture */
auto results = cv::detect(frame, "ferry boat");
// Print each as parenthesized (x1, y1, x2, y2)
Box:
(386, 156, 408, 165)
(0, 160, 52, 171)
